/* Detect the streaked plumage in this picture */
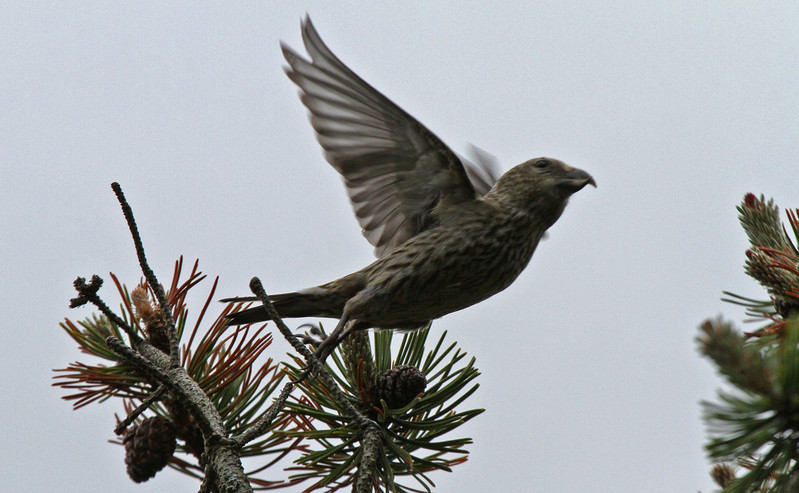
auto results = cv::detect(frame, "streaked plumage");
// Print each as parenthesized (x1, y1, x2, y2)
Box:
(224, 16, 595, 363)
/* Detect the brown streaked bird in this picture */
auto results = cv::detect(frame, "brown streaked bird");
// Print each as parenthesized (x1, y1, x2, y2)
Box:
(223, 16, 595, 363)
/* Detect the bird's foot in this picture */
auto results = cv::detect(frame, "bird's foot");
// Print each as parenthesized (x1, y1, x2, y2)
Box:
(296, 318, 352, 375)
(296, 322, 327, 348)
(311, 336, 338, 368)
(293, 323, 335, 377)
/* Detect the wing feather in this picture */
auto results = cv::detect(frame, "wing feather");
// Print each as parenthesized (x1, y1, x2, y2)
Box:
(284, 16, 496, 257)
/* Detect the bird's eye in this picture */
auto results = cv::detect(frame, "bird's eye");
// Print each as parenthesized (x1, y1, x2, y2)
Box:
(534, 159, 549, 169)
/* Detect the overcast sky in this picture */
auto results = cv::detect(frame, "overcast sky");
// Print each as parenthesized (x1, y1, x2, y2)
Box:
(3, 2, 798, 492)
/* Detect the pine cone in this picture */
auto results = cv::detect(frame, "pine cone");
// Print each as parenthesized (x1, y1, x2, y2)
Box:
(377, 365, 426, 409)
(775, 297, 799, 319)
(123, 416, 177, 483)
(164, 394, 204, 460)
(711, 463, 735, 488)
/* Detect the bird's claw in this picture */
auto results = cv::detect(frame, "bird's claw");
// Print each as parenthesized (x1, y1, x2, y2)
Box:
(296, 323, 326, 348)
(312, 337, 337, 367)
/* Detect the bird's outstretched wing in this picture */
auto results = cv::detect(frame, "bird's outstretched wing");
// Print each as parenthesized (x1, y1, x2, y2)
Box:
(283, 15, 492, 257)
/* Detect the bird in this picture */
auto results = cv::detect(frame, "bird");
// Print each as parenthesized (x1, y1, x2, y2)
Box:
(223, 15, 595, 364)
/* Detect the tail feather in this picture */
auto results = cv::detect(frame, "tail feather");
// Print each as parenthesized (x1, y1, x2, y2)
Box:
(224, 288, 345, 326)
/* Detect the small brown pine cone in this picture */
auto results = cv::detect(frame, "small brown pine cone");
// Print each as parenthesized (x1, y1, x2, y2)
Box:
(711, 463, 735, 488)
(163, 394, 204, 460)
(145, 319, 170, 354)
(377, 365, 426, 409)
(123, 416, 177, 483)
(775, 297, 799, 319)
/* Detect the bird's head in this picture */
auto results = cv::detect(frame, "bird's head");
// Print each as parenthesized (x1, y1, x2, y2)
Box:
(486, 157, 595, 220)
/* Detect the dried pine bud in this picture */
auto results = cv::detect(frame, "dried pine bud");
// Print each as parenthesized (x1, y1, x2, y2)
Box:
(131, 286, 170, 353)
(123, 416, 176, 483)
(377, 365, 426, 409)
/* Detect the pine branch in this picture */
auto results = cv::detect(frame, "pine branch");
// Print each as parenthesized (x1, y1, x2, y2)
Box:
(57, 181, 484, 492)
(700, 194, 799, 491)
(62, 183, 252, 492)
(111, 182, 181, 364)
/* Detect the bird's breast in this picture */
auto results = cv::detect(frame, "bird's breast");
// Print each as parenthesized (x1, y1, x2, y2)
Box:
(354, 213, 543, 326)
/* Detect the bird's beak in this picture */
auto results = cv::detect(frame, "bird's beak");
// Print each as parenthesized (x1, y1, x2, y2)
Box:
(558, 167, 596, 192)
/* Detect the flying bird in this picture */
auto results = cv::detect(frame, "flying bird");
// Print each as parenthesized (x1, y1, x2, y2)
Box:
(224, 16, 595, 363)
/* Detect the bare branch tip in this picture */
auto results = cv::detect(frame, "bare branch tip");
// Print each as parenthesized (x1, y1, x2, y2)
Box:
(249, 277, 265, 296)
(111, 182, 126, 204)
(69, 275, 104, 308)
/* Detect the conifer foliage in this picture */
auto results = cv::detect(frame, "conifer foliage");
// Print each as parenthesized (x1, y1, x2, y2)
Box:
(53, 183, 483, 492)
(699, 194, 799, 491)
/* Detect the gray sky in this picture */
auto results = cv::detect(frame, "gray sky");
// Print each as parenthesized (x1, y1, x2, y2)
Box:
(3, 2, 798, 492)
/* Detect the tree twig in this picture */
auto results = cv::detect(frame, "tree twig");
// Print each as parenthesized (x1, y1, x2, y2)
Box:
(232, 378, 296, 447)
(70, 275, 142, 345)
(103, 183, 251, 492)
(114, 385, 167, 435)
(247, 278, 375, 426)
(354, 426, 381, 493)
(237, 278, 383, 492)
(106, 337, 218, 438)
(107, 335, 251, 492)
(111, 182, 180, 365)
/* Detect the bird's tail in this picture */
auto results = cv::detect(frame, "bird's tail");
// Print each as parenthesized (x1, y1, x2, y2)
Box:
(222, 287, 346, 326)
